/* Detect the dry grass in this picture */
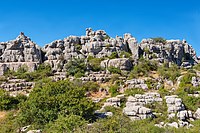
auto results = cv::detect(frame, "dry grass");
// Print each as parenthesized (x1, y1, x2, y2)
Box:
(0, 111, 7, 122)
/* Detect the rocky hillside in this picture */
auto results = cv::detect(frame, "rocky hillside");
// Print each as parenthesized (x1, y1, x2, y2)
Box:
(0, 29, 200, 133)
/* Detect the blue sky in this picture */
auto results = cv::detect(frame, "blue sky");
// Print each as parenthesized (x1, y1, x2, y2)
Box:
(0, 0, 200, 55)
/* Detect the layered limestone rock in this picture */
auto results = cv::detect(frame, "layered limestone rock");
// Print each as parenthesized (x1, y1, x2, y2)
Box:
(81, 71, 111, 83)
(139, 39, 199, 67)
(0, 78, 35, 92)
(0, 29, 199, 75)
(165, 95, 193, 121)
(123, 92, 162, 120)
(0, 32, 42, 75)
(43, 36, 84, 71)
(100, 58, 133, 71)
(125, 79, 148, 90)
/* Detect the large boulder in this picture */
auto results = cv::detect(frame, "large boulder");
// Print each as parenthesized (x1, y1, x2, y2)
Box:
(100, 58, 133, 71)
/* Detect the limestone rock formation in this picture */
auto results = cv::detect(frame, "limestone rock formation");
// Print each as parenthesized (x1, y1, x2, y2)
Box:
(100, 58, 133, 71)
(0, 28, 199, 75)
(0, 32, 42, 75)
(123, 92, 162, 120)
(139, 39, 199, 67)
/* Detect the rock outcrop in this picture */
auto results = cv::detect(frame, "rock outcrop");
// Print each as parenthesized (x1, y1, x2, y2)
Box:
(0, 32, 42, 75)
(100, 58, 133, 71)
(139, 39, 199, 67)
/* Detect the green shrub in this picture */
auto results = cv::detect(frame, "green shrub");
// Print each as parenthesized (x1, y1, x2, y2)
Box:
(145, 79, 157, 90)
(0, 90, 27, 110)
(110, 74, 120, 84)
(108, 52, 118, 59)
(129, 59, 158, 78)
(193, 63, 200, 71)
(65, 58, 86, 78)
(120, 51, 132, 58)
(152, 37, 166, 44)
(88, 56, 104, 71)
(158, 87, 171, 97)
(74, 43, 82, 51)
(83, 81, 100, 92)
(44, 115, 86, 133)
(179, 73, 196, 88)
(105, 44, 111, 49)
(109, 84, 120, 97)
(108, 66, 121, 75)
(124, 88, 144, 96)
(175, 73, 200, 111)
(17, 80, 97, 128)
(4, 64, 53, 82)
(158, 63, 180, 82)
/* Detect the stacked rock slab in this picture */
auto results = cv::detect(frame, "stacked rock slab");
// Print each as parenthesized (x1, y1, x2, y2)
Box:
(0, 32, 42, 75)
(0, 78, 35, 92)
(81, 71, 111, 83)
(165, 95, 193, 120)
(123, 92, 162, 120)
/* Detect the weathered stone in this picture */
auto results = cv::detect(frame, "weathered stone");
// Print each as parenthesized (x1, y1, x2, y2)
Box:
(0, 33, 42, 75)
(194, 108, 200, 119)
(165, 122, 179, 128)
(101, 58, 133, 71)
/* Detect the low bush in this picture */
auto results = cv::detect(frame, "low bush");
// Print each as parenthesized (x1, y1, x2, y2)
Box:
(124, 88, 144, 96)
(0, 90, 27, 110)
(152, 37, 166, 44)
(108, 52, 119, 59)
(83, 81, 100, 92)
(108, 66, 121, 75)
(158, 63, 180, 82)
(109, 84, 120, 97)
(87, 56, 104, 71)
(65, 58, 86, 78)
(129, 58, 158, 78)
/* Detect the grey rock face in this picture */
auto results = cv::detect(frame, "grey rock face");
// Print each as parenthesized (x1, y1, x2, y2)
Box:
(194, 108, 200, 119)
(0, 29, 199, 75)
(165, 95, 193, 121)
(81, 71, 110, 83)
(165, 95, 185, 113)
(139, 39, 199, 66)
(0, 32, 42, 75)
(124, 33, 139, 59)
(43, 36, 84, 71)
(0, 78, 35, 92)
(103, 97, 121, 108)
(101, 58, 133, 71)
